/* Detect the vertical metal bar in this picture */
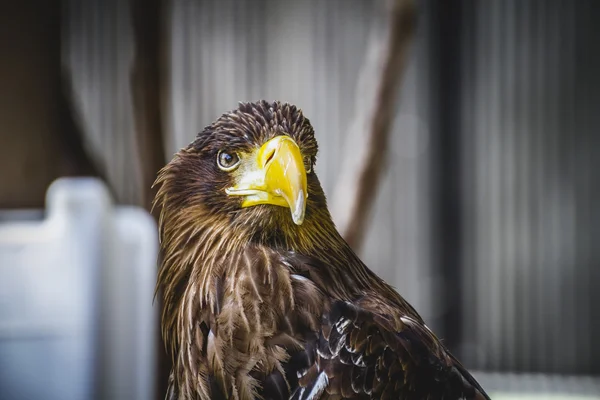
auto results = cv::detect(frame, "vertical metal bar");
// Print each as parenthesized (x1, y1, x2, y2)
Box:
(427, 0, 464, 351)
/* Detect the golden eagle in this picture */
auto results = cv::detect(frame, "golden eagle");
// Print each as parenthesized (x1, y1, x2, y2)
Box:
(154, 101, 490, 400)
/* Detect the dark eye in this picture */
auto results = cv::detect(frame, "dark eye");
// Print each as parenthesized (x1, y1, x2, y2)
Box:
(217, 150, 240, 171)
(303, 156, 313, 174)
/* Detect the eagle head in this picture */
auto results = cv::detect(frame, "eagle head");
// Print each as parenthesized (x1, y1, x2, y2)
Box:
(154, 100, 335, 249)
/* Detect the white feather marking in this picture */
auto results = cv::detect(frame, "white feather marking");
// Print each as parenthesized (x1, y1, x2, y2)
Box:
(297, 368, 308, 379)
(291, 274, 309, 282)
(335, 318, 351, 333)
(352, 354, 365, 367)
(316, 348, 331, 360)
(332, 333, 347, 355)
(305, 372, 329, 400)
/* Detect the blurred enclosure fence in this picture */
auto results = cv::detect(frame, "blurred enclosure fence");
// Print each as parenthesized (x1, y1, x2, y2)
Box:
(35, 0, 600, 382)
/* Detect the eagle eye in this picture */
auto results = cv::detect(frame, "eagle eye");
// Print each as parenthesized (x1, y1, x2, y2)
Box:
(217, 150, 240, 171)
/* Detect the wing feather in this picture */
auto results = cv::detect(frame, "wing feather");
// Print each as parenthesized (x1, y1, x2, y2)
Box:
(289, 300, 491, 400)
(164, 245, 489, 400)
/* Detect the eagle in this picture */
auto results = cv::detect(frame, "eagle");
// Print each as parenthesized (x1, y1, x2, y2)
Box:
(154, 101, 490, 400)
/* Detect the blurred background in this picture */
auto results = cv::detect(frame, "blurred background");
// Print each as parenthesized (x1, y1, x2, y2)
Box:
(1, 0, 599, 399)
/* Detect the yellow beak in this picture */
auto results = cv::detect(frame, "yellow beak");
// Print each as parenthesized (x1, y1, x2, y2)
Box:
(225, 136, 308, 225)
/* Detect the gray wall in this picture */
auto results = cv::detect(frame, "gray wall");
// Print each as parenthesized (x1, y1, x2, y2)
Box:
(456, 0, 600, 374)
(62, 0, 600, 375)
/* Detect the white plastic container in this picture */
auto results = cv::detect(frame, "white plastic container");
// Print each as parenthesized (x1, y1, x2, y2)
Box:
(0, 178, 158, 400)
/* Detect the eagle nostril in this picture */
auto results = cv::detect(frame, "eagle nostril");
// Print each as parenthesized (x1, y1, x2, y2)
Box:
(264, 148, 276, 167)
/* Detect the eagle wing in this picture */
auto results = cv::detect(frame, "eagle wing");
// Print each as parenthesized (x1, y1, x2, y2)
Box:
(164, 246, 488, 400)
(285, 254, 490, 400)
(288, 300, 489, 400)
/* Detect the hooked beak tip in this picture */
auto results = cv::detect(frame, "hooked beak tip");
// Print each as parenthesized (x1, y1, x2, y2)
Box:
(290, 189, 306, 225)
(227, 135, 308, 225)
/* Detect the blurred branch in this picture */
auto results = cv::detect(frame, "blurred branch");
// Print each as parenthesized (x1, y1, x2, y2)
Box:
(336, 0, 416, 250)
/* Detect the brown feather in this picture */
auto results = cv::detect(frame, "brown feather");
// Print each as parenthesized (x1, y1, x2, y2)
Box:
(154, 101, 490, 400)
